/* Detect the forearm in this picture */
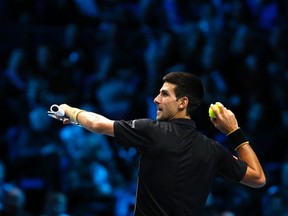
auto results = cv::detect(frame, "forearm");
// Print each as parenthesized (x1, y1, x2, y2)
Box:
(76, 111, 115, 136)
(59, 104, 115, 136)
(236, 144, 266, 188)
(227, 129, 266, 188)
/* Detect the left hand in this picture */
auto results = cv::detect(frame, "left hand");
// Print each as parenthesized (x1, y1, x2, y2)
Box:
(210, 102, 239, 134)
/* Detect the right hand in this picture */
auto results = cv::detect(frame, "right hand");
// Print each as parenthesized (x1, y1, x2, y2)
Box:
(59, 104, 73, 124)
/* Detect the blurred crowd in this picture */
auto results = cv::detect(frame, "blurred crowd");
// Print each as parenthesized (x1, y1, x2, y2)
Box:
(0, 0, 288, 215)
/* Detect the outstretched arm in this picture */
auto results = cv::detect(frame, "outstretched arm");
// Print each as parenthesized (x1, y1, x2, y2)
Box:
(59, 104, 115, 137)
(210, 102, 266, 188)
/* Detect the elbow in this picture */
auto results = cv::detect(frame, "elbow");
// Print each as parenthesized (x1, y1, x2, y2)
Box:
(251, 174, 266, 188)
(257, 175, 266, 188)
(254, 168, 267, 188)
(253, 177, 266, 188)
(241, 171, 266, 188)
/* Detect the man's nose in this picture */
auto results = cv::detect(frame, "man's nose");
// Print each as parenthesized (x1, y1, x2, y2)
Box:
(154, 95, 160, 104)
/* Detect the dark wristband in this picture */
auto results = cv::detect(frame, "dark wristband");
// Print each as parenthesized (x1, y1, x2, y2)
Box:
(227, 128, 248, 150)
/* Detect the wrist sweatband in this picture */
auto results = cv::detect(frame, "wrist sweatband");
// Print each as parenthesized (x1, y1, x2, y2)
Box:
(227, 128, 249, 150)
(68, 108, 84, 123)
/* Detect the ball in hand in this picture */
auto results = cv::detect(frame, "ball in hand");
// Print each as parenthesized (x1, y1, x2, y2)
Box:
(208, 103, 220, 118)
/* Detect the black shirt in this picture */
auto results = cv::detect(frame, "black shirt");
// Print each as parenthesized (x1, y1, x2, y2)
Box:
(114, 118, 247, 216)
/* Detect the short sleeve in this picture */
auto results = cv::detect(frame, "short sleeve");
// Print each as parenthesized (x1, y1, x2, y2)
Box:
(114, 119, 151, 148)
(216, 144, 248, 182)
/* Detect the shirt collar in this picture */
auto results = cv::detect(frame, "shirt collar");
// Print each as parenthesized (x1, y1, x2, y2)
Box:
(169, 118, 196, 128)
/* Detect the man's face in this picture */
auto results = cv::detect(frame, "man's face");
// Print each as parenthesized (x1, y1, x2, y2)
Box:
(154, 82, 180, 121)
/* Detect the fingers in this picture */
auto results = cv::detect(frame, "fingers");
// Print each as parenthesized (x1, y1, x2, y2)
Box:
(210, 102, 225, 119)
(209, 102, 239, 133)
(59, 104, 69, 110)
(63, 118, 71, 124)
(209, 102, 231, 122)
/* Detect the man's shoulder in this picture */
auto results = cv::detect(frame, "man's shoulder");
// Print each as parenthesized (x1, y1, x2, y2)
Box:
(132, 118, 156, 128)
(115, 118, 155, 129)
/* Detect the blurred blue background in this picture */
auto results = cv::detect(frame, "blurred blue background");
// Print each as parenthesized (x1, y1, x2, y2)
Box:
(0, 0, 288, 215)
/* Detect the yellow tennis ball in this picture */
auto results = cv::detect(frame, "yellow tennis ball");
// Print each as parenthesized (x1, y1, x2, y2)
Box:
(208, 103, 220, 118)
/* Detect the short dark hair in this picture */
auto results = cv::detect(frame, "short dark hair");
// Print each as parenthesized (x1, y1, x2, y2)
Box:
(162, 72, 205, 117)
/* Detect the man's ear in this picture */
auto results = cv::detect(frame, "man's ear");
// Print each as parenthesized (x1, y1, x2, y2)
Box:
(178, 97, 189, 109)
